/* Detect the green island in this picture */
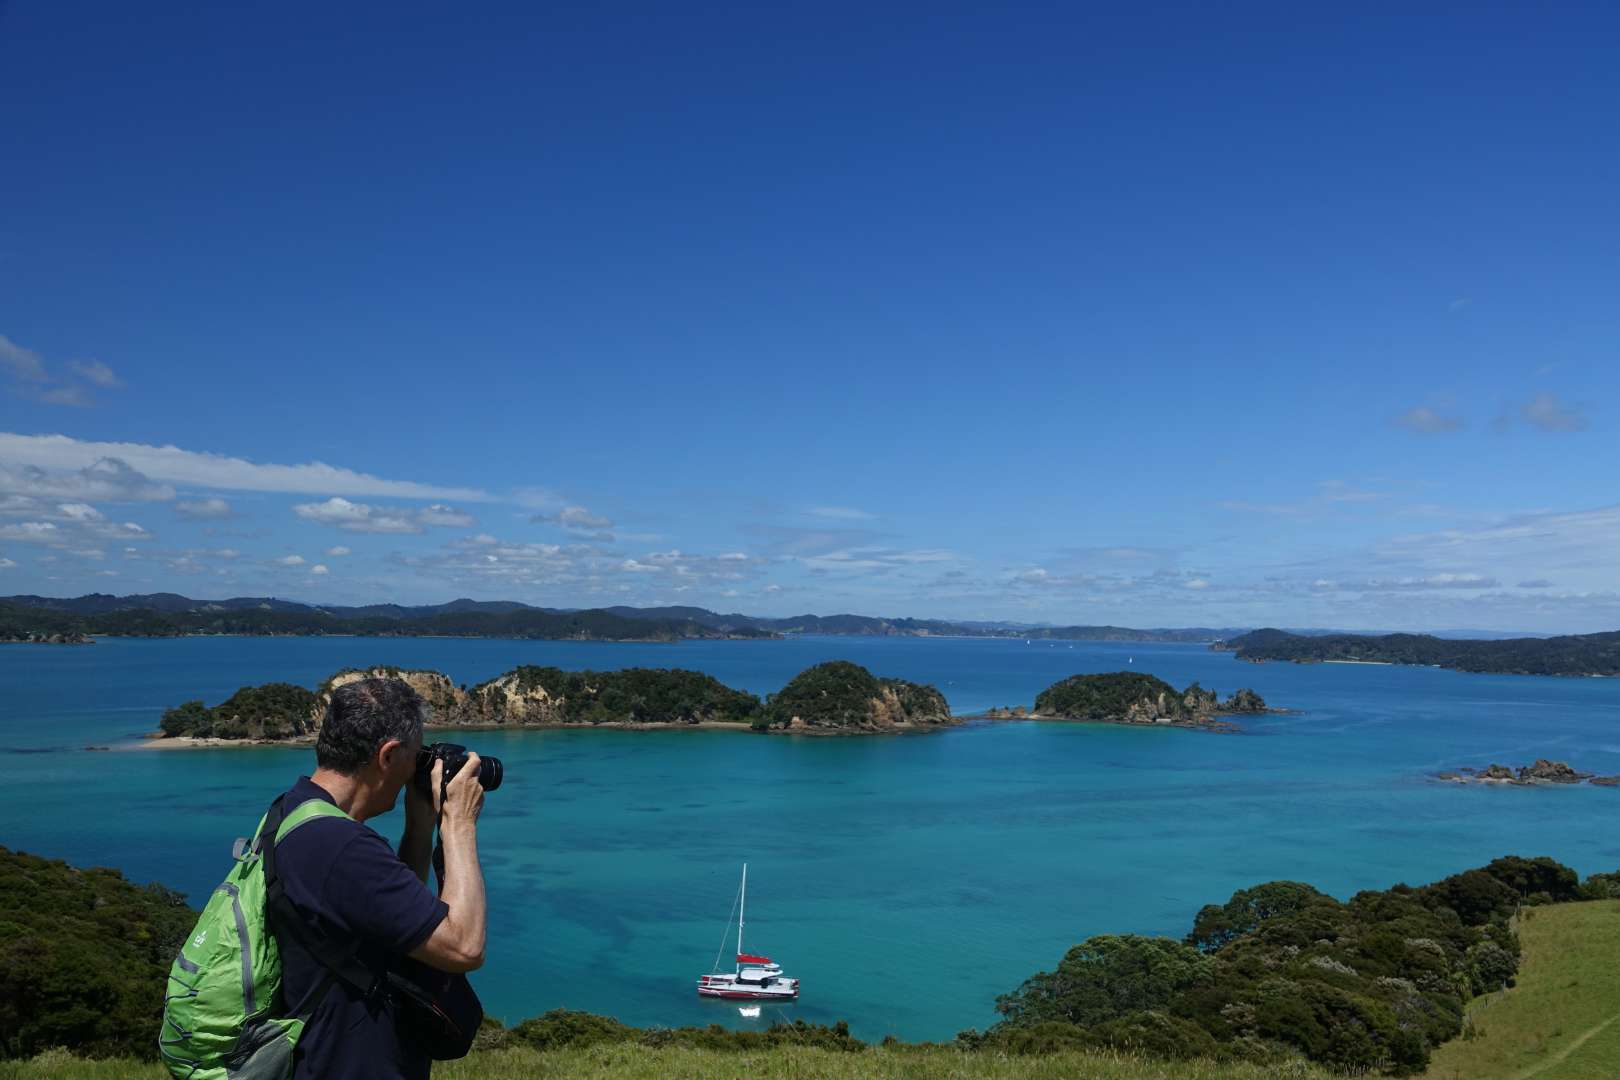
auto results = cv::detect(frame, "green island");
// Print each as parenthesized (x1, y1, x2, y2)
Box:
(155, 667, 1280, 743)
(1217, 628, 1620, 677)
(8, 845, 1620, 1077)
(156, 661, 955, 741)
(1014, 672, 1269, 731)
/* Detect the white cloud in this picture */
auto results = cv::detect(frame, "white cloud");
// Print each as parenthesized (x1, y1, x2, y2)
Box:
(1394, 407, 1464, 434)
(174, 497, 234, 520)
(798, 548, 954, 575)
(310, 564, 329, 575)
(1522, 393, 1587, 433)
(417, 504, 477, 528)
(326, 545, 351, 556)
(0, 557, 15, 568)
(0, 335, 47, 382)
(68, 360, 122, 388)
(808, 506, 876, 520)
(1184, 578, 1211, 589)
(0, 458, 175, 502)
(532, 504, 614, 538)
(557, 506, 612, 529)
(0, 522, 61, 542)
(0, 338, 124, 406)
(275, 554, 306, 566)
(0, 433, 490, 500)
(294, 497, 418, 534)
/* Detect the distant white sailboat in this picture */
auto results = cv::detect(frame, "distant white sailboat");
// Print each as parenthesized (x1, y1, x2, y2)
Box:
(696, 864, 800, 1001)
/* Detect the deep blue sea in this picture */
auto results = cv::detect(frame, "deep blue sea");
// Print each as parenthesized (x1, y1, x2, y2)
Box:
(4, 634, 1620, 1041)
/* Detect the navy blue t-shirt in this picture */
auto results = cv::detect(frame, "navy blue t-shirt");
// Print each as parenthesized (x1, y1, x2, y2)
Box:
(274, 776, 448, 1080)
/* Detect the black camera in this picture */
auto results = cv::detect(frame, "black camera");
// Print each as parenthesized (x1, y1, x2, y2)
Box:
(415, 742, 503, 794)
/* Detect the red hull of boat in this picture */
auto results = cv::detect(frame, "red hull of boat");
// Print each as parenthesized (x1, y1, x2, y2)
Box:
(697, 988, 800, 1000)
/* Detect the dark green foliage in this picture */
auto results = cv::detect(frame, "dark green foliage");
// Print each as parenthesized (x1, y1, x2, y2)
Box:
(506, 1010, 863, 1053)
(1224, 626, 1620, 676)
(1419, 869, 1521, 926)
(509, 1009, 637, 1050)
(759, 661, 952, 729)
(1480, 855, 1582, 904)
(995, 857, 1578, 1075)
(1580, 870, 1620, 899)
(478, 666, 762, 725)
(0, 847, 196, 1059)
(995, 935, 1214, 1027)
(158, 682, 317, 739)
(1188, 881, 1329, 951)
(1035, 672, 1183, 720)
(1033, 673, 1266, 722)
(764, 661, 881, 728)
(158, 700, 210, 737)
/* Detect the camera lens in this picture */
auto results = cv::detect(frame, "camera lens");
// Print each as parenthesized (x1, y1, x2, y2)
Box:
(478, 756, 503, 792)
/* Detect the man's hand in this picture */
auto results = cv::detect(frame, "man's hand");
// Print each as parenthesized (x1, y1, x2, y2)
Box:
(441, 753, 484, 831)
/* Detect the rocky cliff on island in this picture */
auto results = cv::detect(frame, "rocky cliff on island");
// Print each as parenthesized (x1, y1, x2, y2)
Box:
(1030, 672, 1272, 732)
(155, 661, 954, 742)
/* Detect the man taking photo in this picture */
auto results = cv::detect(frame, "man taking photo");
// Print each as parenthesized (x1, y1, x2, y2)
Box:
(272, 677, 487, 1079)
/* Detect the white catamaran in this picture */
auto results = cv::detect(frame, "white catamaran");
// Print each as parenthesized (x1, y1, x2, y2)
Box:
(696, 864, 800, 1001)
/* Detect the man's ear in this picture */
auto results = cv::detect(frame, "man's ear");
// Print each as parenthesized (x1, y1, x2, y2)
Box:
(377, 738, 404, 774)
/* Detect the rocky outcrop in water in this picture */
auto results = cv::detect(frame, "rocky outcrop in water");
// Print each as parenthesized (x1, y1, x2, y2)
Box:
(0, 630, 92, 644)
(1439, 759, 1605, 786)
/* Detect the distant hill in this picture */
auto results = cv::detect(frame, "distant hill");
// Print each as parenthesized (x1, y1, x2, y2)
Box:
(1, 594, 1246, 643)
(1219, 627, 1620, 676)
(0, 599, 767, 643)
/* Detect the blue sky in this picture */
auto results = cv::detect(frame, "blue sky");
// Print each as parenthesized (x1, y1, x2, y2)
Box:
(2, 2, 1617, 631)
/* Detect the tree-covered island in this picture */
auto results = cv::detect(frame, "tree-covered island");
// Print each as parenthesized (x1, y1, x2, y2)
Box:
(154, 661, 956, 742)
(756, 660, 955, 733)
(1020, 672, 1272, 731)
(1217, 627, 1620, 677)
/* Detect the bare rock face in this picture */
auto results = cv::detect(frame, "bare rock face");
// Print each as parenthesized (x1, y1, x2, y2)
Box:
(1517, 759, 1592, 783)
(1478, 764, 1517, 781)
(465, 670, 566, 725)
(1591, 775, 1620, 787)
(313, 667, 469, 728)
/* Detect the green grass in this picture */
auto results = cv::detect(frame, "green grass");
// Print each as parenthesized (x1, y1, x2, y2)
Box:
(1425, 899, 1620, 1080)
(0, 1044, 1328, 1080)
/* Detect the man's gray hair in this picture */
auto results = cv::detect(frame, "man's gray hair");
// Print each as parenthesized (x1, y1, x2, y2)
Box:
(315, 678, 427, 774)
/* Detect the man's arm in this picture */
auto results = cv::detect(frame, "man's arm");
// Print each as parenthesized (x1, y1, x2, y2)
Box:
(399, 771, 436, 884)
(409, 754, 487, 973)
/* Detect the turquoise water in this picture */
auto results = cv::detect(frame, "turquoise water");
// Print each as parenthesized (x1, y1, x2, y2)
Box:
(4, 635, 1620, 1040)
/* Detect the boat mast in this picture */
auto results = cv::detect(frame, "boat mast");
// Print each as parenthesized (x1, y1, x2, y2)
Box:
(738, 863, 747, 960)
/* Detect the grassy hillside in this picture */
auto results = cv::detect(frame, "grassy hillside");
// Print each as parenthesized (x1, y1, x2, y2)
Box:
(0, 1044, 1329, 1079)
(1424, 899, 1620, 1079)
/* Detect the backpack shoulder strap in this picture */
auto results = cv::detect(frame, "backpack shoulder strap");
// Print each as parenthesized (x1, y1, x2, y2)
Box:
(258, 794, 379, 1011)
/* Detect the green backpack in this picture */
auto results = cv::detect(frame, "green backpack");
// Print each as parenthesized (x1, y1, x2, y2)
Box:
(160, 796, 377, 1079)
